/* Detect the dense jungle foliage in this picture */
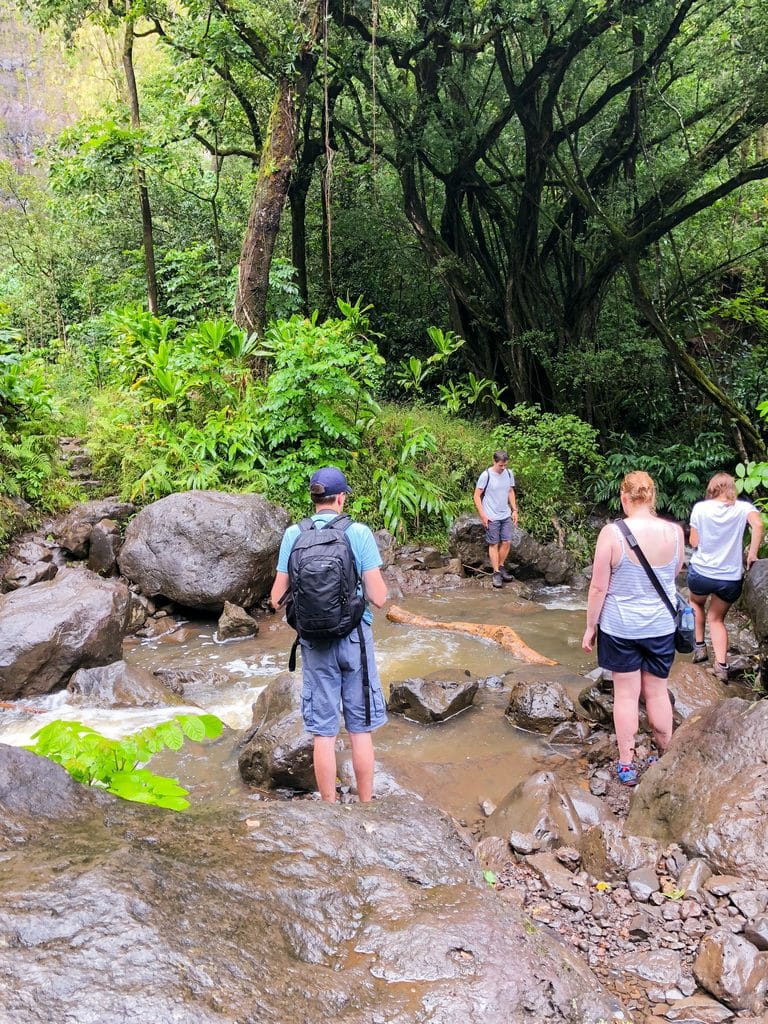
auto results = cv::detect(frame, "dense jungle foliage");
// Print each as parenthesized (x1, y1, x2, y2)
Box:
(1, 0, 767, 554)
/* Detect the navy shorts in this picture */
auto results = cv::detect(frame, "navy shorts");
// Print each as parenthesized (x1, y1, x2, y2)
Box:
(597, 628, 675, 678)
(687, 567, 743, 605)
(486, 518, 512, 545)
(300, 622, 387, 736)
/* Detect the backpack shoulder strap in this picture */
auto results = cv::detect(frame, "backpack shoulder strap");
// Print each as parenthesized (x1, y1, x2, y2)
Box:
(298, 517, 317, 533)
(325, 513, 353, 531)
(479, 468, 491, 497)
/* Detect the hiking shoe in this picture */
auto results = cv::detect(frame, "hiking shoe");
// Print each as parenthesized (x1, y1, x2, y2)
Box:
(492, 571, 503, 588)
(616, 761, 638, 786)
(709, 662, 729, 683)
(692, 644, 708, 664)
(499, 567, 515, 582)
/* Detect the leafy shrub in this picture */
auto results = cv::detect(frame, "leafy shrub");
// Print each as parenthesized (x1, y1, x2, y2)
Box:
(588, 431, 734, 519)
(26, 713, 223, 811)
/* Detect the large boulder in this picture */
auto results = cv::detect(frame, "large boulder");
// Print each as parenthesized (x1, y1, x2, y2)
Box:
(0, 569, 132, 700)
(0, 751, 624, 1024)
(118, 490, 289, 611)
(625, 698, 768, 880)
(449, 514, 575, 584)
(237, 671, 315, 791)
(742, 558, 768, 643)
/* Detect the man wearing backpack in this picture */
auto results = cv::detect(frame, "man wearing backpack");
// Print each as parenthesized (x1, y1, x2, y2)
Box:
(473, 449, 519, 588)
(270, 467, 388, 803)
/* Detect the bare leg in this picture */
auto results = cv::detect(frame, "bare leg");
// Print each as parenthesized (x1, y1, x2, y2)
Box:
(689, 591, 707, 645)
(706, 594, 732, 665)
(488, 545, 500, 571)
(612, 670, 642, 764)
(640, 672, 673, 753)
(497, 540, 511, 568)
(313, 736, 339, 802)
(349, 732, 375, 802)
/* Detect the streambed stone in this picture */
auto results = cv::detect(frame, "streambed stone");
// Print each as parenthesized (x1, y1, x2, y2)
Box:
(237, 671, 315, 791)
(68, 660, 184, 708)
(693, 927, 768, 1013)
(0, 746, 624, 1024)
(0, 568, 131, 700)
(505, 679, 575, 732)
(387, 673, 478, 722)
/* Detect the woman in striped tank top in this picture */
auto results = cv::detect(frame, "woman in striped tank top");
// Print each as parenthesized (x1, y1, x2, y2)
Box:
(582, 472, 685, 786)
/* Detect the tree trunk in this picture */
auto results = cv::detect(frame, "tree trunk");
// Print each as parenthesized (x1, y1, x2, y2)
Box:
(122, 20, 158, 315)
(625, 259, 767, 460)
(234, 1, 323, 334)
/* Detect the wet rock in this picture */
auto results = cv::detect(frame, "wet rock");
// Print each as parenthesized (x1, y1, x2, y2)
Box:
(622, 948, 684, 988)
(663, 994, 735, 1022)
(0, 743, 109, 845)
(68, 660, 184, 708)
(628, 909, 659, 941)
(87, 518, 122, 575)
(474, 835, 513, 875)
(0, 793, 625, 1024)
(580, 821, 662, 883)
(525, 851, 584, 896)
(693, 927, 768, 1013)
(387, 673, 478, 723)
(505, 680, 575, 733)
(744, 915, 768, 951)
(678, 858, 713, 895)
(548, 719, 591, 744)
(118, 490, 289, 611)
(50, 498, 135, 558)
(448, 514, 576, 583)
(216, 601, 259, 641)
(625, 699, 768, 881)
(484, 770, 616, 850)
(628, 866, 661, 902)
(742, 559, 768, 643)
(152, 667, 230, 694)
(0, 568, 131, 700)
(373, 528, 396, 569)
(729, 890, 768, 920)
(237, 671, 315, 791)
(0, 538, 58, 590)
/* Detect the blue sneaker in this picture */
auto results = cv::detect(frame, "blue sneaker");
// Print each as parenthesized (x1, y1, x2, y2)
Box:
(616, 761, 638, 786)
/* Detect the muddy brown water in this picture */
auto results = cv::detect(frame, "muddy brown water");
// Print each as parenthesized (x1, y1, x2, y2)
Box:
(0, 585, 593, 821)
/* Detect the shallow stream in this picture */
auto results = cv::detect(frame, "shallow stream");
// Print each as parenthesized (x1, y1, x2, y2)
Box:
(0, 585, 592, 821)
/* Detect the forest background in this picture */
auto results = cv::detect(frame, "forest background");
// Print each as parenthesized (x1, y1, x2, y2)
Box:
(1, 0, 768, 558)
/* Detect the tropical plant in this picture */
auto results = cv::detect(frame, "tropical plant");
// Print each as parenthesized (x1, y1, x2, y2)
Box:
(26, 713, 223, 811)
(372, 419, 448, 538)
(589, 433, 734, 520)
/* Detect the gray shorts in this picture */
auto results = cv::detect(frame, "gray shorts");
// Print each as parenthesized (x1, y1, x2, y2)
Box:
(300, 622, 387, 736)
(485, 517, 512, 545)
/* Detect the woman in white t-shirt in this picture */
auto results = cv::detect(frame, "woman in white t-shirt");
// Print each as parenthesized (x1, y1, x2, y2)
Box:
(688, 473, 764, 681)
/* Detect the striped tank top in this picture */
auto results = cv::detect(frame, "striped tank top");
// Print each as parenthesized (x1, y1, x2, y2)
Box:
(599, 524, 678, 640)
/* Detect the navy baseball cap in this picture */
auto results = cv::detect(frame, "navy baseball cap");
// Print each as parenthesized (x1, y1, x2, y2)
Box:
(309, 466, 352, 498)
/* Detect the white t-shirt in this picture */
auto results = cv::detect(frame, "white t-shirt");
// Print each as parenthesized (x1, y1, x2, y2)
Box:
(476, 466, 515, 521)
(689, 498, 758, 581)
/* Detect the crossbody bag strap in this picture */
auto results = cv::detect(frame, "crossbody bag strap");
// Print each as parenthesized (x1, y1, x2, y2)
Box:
(615, 519, 676, 621)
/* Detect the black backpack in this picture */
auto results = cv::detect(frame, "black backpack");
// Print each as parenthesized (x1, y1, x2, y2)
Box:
(284, 513, 365, 640)
(281, 513, 372, 726)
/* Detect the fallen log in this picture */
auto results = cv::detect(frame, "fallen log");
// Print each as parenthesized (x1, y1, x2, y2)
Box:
(386, 605, 557, 666)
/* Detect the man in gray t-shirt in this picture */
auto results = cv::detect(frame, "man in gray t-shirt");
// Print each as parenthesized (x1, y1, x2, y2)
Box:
(473, 449, 519, 588)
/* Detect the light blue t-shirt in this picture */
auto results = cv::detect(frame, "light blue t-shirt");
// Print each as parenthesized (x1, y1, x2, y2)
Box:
(277, 513, 383, 624)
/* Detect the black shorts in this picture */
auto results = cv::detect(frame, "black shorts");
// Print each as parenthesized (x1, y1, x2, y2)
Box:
(597, 628, 675, 679)
(687, 567, 743, 605)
